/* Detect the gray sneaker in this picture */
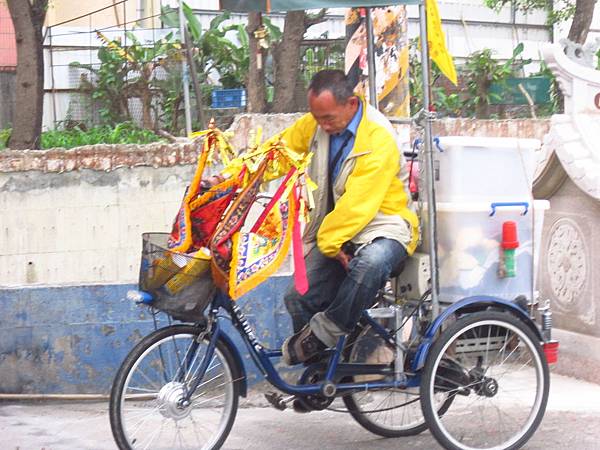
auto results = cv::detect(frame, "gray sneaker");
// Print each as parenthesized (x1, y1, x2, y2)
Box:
(282, 325, 326, 366)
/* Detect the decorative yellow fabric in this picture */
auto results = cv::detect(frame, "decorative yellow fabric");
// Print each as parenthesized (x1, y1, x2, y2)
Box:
(228, 184, 297, 299)
(164, 249, 212, 295)
(426, 0, 458, 85)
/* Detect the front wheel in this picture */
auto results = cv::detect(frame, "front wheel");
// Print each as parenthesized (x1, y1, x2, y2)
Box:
(109, 324, 240, 450)
(421, 310, 550, 450)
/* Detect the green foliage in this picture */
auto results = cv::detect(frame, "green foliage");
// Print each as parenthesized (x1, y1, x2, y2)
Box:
(69, 5, 278, 133)
(484, 0, 576, 26)
(1, 123, 161, 150)
(301, 43, 345, 86)
(409, 40, 557, 118)
(71, 46, 130, 125)
(528, 60, 560, 116)
(410, 38, 464, 117)
(161, 5, 281, 89)
(462, 43, 531, 118)
(71, 32, 182, 130)
(0, 128, 10, 150)
(40, 123, 162, 149)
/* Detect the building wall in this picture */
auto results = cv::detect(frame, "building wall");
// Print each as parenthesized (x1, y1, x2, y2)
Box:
(46, 0, 141, 27)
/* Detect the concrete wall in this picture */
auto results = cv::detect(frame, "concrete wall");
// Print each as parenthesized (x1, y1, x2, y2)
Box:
(0, 117, 552, 394)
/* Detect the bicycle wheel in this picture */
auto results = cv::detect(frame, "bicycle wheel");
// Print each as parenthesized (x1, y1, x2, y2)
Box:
(110, 324, 240, 450)
(421, 310, 550, 450)
(343, 323, 453, 437)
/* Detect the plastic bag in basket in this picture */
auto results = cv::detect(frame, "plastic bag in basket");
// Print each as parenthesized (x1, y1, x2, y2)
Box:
(140, 234, 215, 321)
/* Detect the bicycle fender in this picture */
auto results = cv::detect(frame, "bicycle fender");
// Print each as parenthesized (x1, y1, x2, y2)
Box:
(218, 332, 248, 397)
(411, 295, 542, 372)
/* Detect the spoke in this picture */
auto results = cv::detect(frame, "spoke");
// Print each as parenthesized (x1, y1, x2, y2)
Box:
(128, 404, 164, 438)
(191, 372, 227, 396)
(188, 411, 208, 446)
(494, 339, 521, 371)
(176, 422, 187, 448)
(193, 392, 226, 407)
(127, 386, 159, 394)
(140, 416, 166, 450)
(133, 363, 163, 392)
(484, 324, 492, 367)
(189, 355, 220, 384)
(183, 346, 207, 383)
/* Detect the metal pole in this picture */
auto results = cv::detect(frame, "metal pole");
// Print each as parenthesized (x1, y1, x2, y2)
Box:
(48, 27, 58, 128)
(365, 8, 378, 108)
(418, 0, 441, 318)
(179, 2, 192, 136)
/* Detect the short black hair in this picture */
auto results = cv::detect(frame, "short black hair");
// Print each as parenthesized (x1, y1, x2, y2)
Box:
(308, 69, 355, 104)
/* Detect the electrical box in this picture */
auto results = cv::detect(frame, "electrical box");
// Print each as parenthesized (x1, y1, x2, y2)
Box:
(393, 252, 431, 300)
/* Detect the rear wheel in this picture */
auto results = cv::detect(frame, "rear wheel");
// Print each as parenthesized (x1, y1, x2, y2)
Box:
(421, 310, 550, 450)
(109, 325, 240, 450)
(343, 323, 452, 437)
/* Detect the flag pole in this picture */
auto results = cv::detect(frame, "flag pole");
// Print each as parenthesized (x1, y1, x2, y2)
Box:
(365, 8, 378, 108)
(179, 1, 192, 136)
(418, 0, 440, 318)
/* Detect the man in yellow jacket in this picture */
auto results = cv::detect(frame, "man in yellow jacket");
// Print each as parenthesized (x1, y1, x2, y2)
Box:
(276, 70, 419, 366)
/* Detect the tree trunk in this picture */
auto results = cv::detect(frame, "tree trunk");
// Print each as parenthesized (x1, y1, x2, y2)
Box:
(6, 0, 47, 150)
(184, 28, 206, 128)
(246, 12, 267, 113)
(271, 11, 306, 113)
(567, 0, 598, 44)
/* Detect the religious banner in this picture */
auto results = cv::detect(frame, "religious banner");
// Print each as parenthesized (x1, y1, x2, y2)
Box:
(345, 6, 410, 117)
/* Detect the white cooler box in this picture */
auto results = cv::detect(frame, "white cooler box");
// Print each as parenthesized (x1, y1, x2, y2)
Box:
(434, 136, 539, 202)
(419, 200, 549, 303)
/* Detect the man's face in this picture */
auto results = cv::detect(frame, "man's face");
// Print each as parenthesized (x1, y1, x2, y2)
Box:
(308, 89, 359, 135)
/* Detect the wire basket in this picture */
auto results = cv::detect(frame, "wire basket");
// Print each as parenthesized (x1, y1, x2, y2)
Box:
(139, 232, 216, 322)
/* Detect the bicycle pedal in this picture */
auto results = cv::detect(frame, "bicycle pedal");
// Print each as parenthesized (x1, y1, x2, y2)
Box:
(264, 392, 287, 411)
(292, 398, 313, 414)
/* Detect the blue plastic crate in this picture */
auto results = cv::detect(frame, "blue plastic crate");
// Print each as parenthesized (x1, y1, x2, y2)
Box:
(211, 88, 246, 108)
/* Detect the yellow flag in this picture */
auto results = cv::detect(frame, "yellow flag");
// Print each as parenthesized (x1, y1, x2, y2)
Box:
(426, 0, 457, 85)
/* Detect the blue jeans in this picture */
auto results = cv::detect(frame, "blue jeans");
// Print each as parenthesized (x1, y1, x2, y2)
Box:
(284, 238, 408, 338)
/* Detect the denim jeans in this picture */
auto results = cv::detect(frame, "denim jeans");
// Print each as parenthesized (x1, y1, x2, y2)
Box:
(284, 238, 408, 344)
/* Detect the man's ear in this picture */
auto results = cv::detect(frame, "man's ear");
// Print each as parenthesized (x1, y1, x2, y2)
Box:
(348, 96, 359, 108)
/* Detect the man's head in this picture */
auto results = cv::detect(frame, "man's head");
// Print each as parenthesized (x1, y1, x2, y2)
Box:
(308, 70, 359, 135)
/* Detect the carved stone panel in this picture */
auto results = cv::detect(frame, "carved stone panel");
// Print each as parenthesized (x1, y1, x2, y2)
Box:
(538, 178, 599, 336)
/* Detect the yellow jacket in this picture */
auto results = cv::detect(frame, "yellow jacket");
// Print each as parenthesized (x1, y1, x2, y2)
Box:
(278, 99, 419, 257)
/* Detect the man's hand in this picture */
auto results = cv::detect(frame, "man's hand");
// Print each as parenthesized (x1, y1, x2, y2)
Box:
(201, 174, 226, 190)
(335, 250, 353, 271)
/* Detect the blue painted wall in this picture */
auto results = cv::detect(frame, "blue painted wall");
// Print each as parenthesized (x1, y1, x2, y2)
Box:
(0, 276, 295, 394)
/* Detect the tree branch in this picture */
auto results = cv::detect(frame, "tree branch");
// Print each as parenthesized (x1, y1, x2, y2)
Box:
(304, 9, 327, 29)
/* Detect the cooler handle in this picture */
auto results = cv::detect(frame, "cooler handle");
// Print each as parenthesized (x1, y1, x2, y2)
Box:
(489, 202, 529, 217)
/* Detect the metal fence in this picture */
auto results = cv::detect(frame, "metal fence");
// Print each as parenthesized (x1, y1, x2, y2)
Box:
(44, 0, 174, 130)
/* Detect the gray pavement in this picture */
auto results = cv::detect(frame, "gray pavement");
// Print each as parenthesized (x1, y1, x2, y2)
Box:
(2, 372, 600, 450)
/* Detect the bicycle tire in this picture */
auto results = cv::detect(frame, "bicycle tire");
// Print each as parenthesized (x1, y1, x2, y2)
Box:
(109, 324, 240, 450)
(342, 323, 453, 437)
(420, 310, 550, 450)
